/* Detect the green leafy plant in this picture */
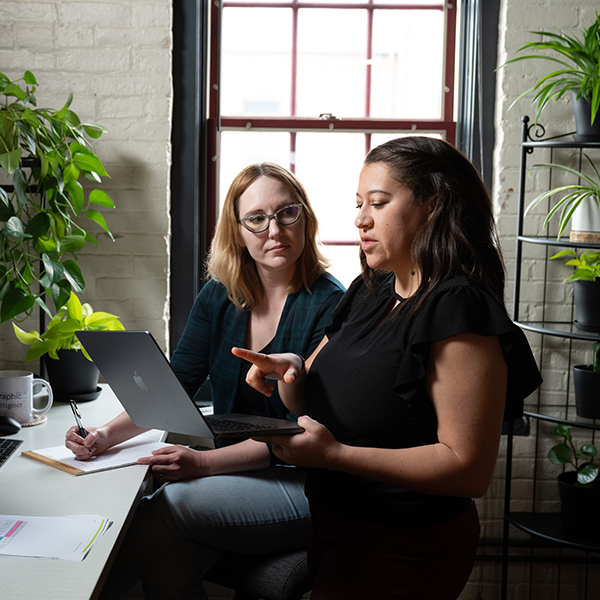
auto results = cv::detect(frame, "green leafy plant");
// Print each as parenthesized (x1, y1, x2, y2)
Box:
(12, 291, 124, 362)
(525, 155, 600, 239)
(498, 12, 600, 125)
(594, 341, 600, 373)
(550, 248, 600, 281)
(0, 71, 115, 324)
(548, 424, 598, 486)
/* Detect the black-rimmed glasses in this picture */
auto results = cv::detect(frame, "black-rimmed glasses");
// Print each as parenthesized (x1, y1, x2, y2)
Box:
(239, 203, 303, 233)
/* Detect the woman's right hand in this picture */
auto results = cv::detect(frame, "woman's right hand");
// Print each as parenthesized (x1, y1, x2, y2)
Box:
(231, 348, 304, 397)
(65, 425, 111, 460)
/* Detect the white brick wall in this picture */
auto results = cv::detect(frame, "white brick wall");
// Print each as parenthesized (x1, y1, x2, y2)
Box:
(483, 2, 600, 598)
(0, 0, 173, 370)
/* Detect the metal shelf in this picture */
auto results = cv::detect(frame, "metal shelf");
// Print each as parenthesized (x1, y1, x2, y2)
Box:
(507, 513, 600, 554)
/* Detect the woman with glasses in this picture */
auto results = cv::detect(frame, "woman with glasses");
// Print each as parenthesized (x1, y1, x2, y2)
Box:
(235, 138, 542, 600)
(65, 162, 344, 599)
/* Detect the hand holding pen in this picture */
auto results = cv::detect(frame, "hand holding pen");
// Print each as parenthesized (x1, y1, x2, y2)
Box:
(70, 399, 92, 453)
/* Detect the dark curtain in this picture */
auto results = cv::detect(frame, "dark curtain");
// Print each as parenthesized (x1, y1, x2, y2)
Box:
(456, 0, 501, 193)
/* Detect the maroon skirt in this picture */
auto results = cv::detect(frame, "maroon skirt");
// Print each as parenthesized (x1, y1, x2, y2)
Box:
(308, 499, 480, 600)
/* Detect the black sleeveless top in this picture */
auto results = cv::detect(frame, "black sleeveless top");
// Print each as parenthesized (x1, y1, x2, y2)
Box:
(304, 273, 542, 526)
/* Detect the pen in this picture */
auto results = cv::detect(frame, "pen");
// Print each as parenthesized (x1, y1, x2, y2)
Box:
(70, 399, 88, 439)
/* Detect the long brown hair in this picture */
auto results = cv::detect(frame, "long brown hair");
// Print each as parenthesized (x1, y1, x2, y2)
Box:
(207, 162, 329, 310)
(361, 136, 506, 311)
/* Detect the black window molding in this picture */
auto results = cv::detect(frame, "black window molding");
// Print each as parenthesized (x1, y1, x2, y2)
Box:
(170, 0, 209, 354)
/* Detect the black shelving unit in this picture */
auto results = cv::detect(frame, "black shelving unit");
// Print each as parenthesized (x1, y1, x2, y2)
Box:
(501, 117, 600, 599)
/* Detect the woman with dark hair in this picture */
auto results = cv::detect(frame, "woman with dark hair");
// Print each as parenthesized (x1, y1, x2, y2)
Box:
(235, 138, 542, 600)
(65, 163, 344, 599)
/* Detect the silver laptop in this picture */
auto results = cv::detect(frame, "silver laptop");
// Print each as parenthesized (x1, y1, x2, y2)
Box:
(76, 330, 304, 439)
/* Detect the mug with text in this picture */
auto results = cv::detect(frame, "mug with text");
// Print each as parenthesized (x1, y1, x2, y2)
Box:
(0, 370, 53, 424)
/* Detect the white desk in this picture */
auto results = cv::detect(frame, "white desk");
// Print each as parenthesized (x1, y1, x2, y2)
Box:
(0, 385, 163, 600)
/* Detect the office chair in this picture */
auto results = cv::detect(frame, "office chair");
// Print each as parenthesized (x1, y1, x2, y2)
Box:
(205, 549, 310, 600)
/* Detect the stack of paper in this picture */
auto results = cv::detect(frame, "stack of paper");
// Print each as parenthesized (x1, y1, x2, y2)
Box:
(0, 514, 113, 561)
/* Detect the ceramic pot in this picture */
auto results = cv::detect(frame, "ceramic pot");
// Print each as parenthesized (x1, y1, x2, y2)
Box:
(572, 91, 600, 142)
(573, 365, 600, 419)
(43, 349, 101, 402)
(557, 471, 600, 533)
(573, 280, 600, 333)
(570, 195, 600, 243)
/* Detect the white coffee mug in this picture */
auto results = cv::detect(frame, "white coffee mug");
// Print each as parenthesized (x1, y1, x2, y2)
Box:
(0, 370, 53, 424)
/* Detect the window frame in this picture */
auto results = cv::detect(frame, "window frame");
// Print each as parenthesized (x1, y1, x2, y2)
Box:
(207, 0, 457, 234)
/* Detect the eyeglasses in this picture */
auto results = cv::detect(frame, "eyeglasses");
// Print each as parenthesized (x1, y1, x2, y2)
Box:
(239, 203, 304, 233)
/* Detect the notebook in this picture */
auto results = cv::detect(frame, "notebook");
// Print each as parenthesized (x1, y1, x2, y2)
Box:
(76, 330, 304, 439)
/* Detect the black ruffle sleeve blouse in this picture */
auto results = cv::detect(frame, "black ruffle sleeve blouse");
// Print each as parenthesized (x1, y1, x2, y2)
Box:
(304, 273, 542, 527)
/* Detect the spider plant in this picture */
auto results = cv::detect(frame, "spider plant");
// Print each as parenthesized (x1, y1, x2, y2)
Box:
(499, 12, 600, 125)
(524, 154, 600, 239)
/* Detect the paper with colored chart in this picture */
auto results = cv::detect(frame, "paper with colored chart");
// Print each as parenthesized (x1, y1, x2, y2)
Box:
(0, 514, 113, 561)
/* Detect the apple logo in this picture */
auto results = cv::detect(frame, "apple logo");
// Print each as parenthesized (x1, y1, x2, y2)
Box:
(133, 371, 149, 392)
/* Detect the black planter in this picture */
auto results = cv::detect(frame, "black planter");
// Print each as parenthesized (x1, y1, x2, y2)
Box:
(572, 91, 600, 142)
(43, 349, 102, 402)
(573, 365, 600, 419)
(557, 471, 600, 533)
(573, 279, 600, 333)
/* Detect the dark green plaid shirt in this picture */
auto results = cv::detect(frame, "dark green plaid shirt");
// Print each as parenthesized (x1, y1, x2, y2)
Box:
(170, 272, 345, 422)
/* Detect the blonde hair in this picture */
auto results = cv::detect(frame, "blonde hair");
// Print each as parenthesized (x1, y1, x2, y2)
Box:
(207, 163, 329, 310)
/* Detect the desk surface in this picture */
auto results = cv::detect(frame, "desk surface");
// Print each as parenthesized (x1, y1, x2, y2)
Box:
(1, 385, 162, 600)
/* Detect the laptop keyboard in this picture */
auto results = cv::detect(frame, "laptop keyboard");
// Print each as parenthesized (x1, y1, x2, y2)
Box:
(206, 417, 274, 433)
(0, 438, 23, 471)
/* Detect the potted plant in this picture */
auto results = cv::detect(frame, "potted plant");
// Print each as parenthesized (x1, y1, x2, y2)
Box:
(550, 248, 600, 332)
(0, 71, 115, 324)
(12, 291, 125, 401)
(572, 342, 600, 420)
(525, 155, 600, 242)
(498, 12, 600, 141)
(547, 424, 599, 532)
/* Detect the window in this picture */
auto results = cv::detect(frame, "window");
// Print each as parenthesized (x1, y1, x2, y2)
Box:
(208, 0, 457, 286)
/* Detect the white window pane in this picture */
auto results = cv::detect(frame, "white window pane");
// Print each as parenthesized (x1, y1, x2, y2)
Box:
(371, 10, 445, 119)
(370, 131, 443, 152)
(219, 131, 291, 211)
(320, 243, 362, 289)
(297, 9, 366, 117)
(221, 8, 291, 116)
(295, 132, 365, 243)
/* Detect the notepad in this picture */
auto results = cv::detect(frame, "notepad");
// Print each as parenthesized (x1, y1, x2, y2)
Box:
(21, 435, 172, 476)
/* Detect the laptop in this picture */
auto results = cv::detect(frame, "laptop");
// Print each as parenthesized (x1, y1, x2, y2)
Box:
(76, 330, 304, 439)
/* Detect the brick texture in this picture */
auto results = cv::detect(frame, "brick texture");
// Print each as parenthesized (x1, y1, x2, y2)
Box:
(0, 0, 172, 369)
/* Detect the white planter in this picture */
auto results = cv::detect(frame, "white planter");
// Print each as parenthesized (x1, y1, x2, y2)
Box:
(570, 195, 600, 242)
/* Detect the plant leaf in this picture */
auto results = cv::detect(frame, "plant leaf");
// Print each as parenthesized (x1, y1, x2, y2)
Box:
(548, 443, 572, 465)
(59, 234, 87, 255)
(577, 463, 599, 485)
(62, 260, 85, 293)
(0, 288, 35, 323)
(85, 208, 113, 240)
(72, 152, 109, 177)
(50, 280, 72, 311)
(82, 123, 106, 139)
(12, 323, 40, 345)
(0, 148, 23, 174)
(64, 180, 84, 215)
(88, 189, 115, 208)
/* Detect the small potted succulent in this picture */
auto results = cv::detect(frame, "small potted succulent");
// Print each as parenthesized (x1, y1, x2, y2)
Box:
(548, 424, 599, 532)
(499, 12, 600, 141)
(13, 291, 124, 401)
(525, 155, 600, 242)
